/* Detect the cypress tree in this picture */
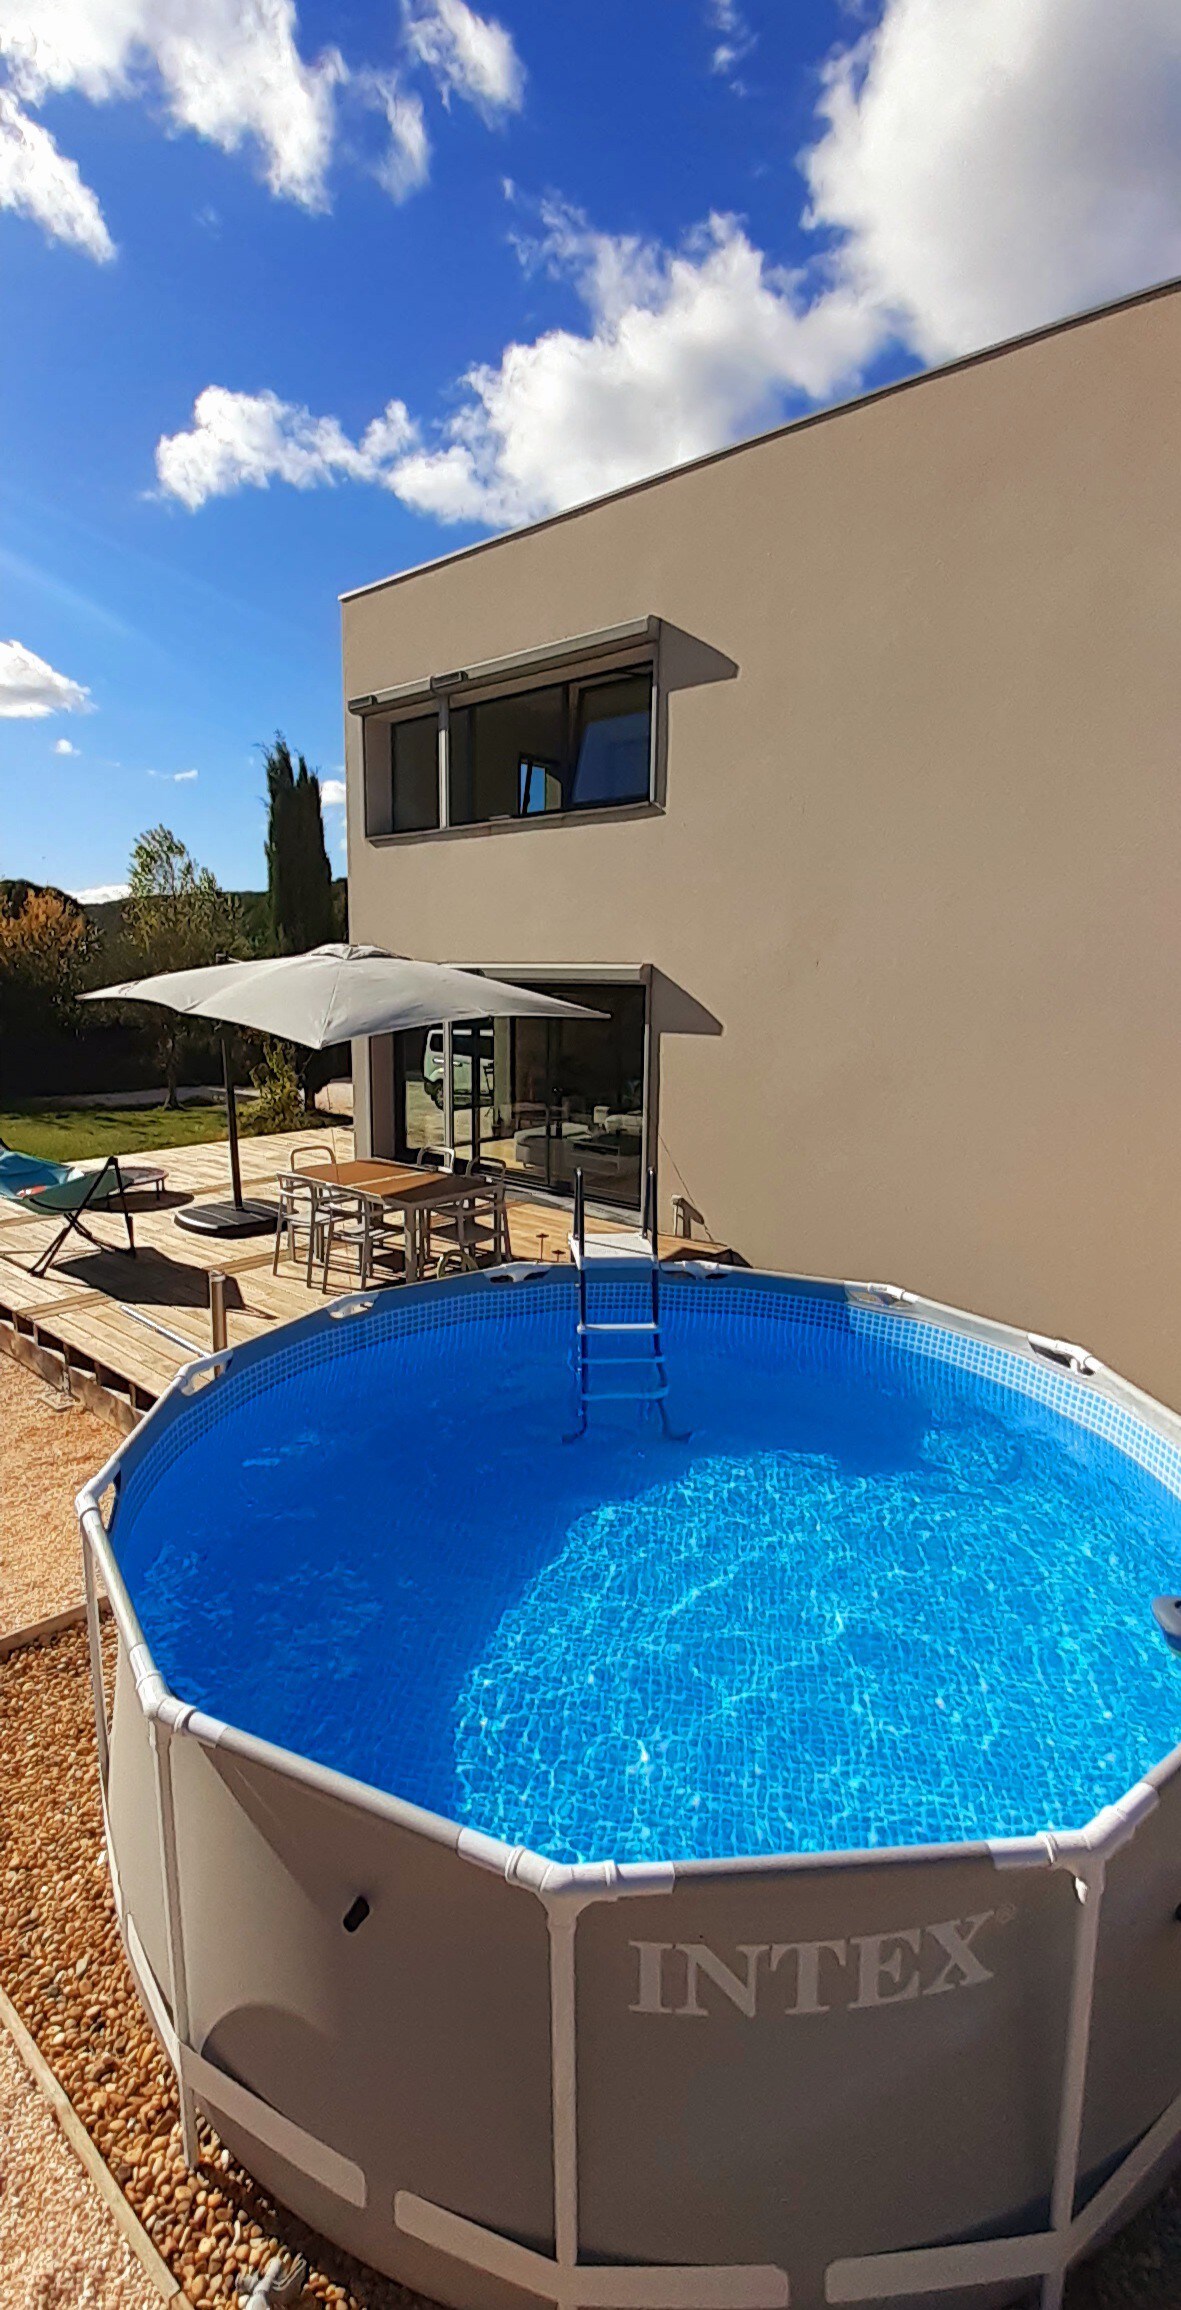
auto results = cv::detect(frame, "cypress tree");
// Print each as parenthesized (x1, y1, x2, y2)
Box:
(263, 733, 335, 954)
(264, 734, 298, 954)
(296, 757, 336, 949)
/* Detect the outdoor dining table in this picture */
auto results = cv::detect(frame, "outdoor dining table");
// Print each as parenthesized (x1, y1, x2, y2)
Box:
(299, 1159, 505, 1285)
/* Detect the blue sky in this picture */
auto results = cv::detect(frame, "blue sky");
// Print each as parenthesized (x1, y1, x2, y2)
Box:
(2, 0, 1179, 898)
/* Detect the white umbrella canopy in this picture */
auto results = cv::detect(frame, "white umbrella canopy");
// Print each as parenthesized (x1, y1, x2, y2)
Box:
(85, 942, 605, 1046)
(85, 944, 605, 1238)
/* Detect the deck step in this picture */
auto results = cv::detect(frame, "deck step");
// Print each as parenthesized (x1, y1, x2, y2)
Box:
(571, 1232, 657, 1273)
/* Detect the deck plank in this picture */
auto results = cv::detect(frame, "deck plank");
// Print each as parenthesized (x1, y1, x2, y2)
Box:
(0, 1255, 100, 1319)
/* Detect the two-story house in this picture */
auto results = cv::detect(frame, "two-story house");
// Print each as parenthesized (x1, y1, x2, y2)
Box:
(341, 276, 1181, 1404)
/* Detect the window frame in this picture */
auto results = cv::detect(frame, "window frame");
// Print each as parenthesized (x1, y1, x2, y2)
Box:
(361, 644, 657, 843)
(565, 666, 655, 815)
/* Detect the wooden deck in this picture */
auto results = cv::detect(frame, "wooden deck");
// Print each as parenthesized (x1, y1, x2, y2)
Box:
(0, 1128, 731, 1429)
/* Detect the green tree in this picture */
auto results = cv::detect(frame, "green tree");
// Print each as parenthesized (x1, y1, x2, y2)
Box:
(263, 734, 335, 956)
(122, 826, 240, 1107)
(0, 886, 95, 1040)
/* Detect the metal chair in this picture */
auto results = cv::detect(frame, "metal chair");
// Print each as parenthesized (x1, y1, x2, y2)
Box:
(272, 1170, 322, 1275)
(271, 1143, 341, 1278)
(288, 1141, 338, 1177)
(415, 1145, 456, 1173)
(428, 1180, 510, 1271)
(476, 1160, 513, 1260)
(316, 1187, 406, 1292)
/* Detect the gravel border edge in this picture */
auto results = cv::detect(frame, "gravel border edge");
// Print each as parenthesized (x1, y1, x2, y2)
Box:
(0, 1598, 109, 1661)
(0, 1957, 196, 2309)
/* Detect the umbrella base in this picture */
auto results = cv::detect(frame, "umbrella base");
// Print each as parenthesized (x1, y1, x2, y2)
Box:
(175, 1198, 275, 1238)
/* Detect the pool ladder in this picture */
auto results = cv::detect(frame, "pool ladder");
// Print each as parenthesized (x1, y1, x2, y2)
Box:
(565, 1168, 687, 1442)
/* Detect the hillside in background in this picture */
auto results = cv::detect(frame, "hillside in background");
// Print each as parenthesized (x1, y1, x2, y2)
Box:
(1, 878, 85, 920)
(80, 882, 348, 951)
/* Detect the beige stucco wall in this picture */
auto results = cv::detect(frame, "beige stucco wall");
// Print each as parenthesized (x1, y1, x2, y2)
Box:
(342, 283, 1181, 1408)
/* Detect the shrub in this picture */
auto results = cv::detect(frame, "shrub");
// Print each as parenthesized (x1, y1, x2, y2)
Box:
(240, 1040, 306, 1135)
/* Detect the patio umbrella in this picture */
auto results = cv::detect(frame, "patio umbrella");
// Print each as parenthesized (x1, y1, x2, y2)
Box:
(86, 944, 604, 1237)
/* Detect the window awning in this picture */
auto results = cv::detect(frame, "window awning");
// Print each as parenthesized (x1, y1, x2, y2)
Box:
(346, 615, 659, 716)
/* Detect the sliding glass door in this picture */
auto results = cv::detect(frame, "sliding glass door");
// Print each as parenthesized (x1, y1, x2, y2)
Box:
(393, 1025, 449, 1158)
(395, 979, 647, 1209)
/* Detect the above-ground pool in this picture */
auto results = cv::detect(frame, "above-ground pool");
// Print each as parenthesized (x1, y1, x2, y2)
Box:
(79, 1265, 1181, 2310)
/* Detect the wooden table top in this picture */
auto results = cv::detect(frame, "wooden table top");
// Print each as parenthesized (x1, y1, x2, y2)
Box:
(299, 1158, 419, 1190)
(298, 1159, 500, 1207)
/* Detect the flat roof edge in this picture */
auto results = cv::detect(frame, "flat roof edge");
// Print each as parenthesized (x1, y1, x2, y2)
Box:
(339, 272, 1181, 609)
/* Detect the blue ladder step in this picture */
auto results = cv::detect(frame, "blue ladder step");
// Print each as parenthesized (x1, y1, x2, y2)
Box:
(584, 1385, 670, 1403)
(578, 1320, 659, 1336)
(578, 1354, 667, 1368)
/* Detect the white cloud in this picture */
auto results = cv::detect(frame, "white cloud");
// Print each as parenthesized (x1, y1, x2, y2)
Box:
(54, 736, 79, 755)
(388, 206, 882, 525)
(0, 0, 344, 219)
(360, 70, 430, 203)
(0, 638, 91, 717)
(72, 882, 129, 904)
(148, 766, 199, 781)
(154, 384, 417, 509)
(402, 0, 523, 120)
(0, 0, 521, 252)
(707, 0, 755, 85)
(0, 89, 114, 257)
(804, 0, 1181, 360)
(320, 777, 346, 806)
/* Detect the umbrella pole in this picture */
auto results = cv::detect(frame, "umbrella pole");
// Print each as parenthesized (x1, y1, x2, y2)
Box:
(174, 1028, 274, 1239)
(223, 1032, 244, 1210)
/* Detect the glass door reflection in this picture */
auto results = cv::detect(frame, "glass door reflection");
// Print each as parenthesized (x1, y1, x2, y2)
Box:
(456, 982, 645, 1207)
(397, 982, 647, 1207)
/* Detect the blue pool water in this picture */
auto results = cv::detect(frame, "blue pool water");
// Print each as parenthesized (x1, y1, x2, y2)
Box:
(110, 1283, 1181, 1862)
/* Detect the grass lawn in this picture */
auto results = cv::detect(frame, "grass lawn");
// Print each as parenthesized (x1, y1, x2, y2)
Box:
(0, 1102, 231, 1162)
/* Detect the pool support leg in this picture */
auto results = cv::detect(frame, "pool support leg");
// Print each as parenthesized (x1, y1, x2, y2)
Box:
(149, 1717, 200, 2168)
(81, 1519, 110, 1793)
(548, 1901, 583, 2272)
(1042, 1853, 1106, 2310)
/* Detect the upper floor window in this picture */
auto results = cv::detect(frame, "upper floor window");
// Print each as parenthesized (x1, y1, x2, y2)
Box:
(362, 660, 653, 839)
(449, 667, 652, 826)
(363, 711, 438, 836)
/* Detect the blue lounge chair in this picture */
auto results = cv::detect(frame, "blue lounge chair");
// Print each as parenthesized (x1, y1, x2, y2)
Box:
(0, 1138, 137, 1276)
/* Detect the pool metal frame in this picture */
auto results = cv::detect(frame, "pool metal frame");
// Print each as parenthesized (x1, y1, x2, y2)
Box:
(75, 1263, 1181, 2310)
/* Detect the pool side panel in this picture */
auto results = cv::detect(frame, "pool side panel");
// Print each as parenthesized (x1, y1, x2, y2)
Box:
(575, 1851, 1074, 2306)
(105, 1650, 557, 2296)
(106, 1639, 171, 1995)
(1080, 1762, 1181, 2188)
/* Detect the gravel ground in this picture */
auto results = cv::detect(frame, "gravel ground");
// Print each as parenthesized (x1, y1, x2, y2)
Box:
(0, 1355, 113, 1635)
(0, 2021, 158, 2310)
